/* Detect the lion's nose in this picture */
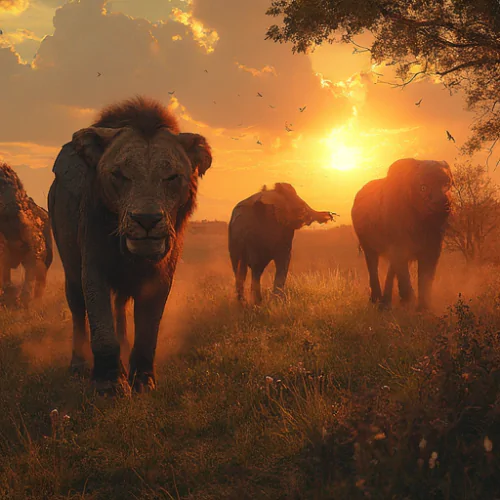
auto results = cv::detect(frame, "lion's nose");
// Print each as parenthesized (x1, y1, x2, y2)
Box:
(129, 212, 163, 231)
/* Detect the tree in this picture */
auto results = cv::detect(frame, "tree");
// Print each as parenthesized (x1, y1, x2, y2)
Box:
(266, 1, 500, 160)
(445, 163, 500, 264)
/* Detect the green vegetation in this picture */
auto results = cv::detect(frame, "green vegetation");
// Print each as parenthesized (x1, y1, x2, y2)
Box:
(1, 229, 500, 499)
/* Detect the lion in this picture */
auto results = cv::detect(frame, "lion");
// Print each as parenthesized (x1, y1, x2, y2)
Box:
(48, 96, 212, 395)
(0, 163, 53, 306)
(229, 183, 335, 304)
(351, 158, 453, 311)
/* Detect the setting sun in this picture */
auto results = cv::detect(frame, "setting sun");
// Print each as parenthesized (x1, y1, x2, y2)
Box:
(319, 117, 364, 172)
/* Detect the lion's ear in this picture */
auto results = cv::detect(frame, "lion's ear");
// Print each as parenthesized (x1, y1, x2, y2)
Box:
(72, 127, 125, 169)
(177, 133, 212, 177)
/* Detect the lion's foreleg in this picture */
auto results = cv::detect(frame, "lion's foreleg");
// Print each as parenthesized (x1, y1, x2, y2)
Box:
(81, 246, 128, 395)
(114, 292, 130, 358)
(129, 287, 170, 393)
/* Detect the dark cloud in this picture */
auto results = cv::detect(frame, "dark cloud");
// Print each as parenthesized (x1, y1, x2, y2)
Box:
(0, 0, 351, 146)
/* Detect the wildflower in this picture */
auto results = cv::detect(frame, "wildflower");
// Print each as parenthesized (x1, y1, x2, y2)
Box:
(429, 451, 438, 469)
(374, 432, 386, 440)
(484, 436, 493, 452)
(265, 376, 273, 384)
(355, 478, 366, 489)
(63, 414, 71, 424)
(50, 409, 59, 422)
(419, 438, 427, 450)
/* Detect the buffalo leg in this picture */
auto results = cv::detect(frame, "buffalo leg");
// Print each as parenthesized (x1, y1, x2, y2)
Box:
(66, 278, 90, 374)
(418, 253, 439, 311)
(235, 258, 248, 302)
(363, 249, 382, 303)
(273, 250, 291, 297)
(1, 261, 16, 305)
(34, 261, 48, 300)
(20, 262, 36, 308)
(129, 290, 169, 393)
(394, 260, 415, 305)
(251, 266, 264, 305)
(381, 264, 396, 309)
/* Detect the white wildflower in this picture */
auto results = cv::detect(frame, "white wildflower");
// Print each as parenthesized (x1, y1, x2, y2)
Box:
(484, 436, 493, 452)
(429, 451, 438, 469)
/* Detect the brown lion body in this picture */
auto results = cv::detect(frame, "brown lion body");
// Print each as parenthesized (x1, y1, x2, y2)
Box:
(48, 96, 212, 394)
(352, 158, 453, 310)
(0, 163, 53, 306)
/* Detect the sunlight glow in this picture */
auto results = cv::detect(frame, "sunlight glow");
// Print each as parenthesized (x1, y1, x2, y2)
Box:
(319, 110, 364, 172)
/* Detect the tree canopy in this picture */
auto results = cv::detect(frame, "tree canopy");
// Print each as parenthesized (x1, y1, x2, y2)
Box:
(266, 0, 500, 159)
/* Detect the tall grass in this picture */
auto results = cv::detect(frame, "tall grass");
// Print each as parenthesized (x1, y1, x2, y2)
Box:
(1, 229, 499, 499)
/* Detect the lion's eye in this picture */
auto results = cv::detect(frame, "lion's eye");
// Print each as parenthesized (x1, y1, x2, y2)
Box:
(165, 174, 180, 182)
(420, 185, 427, 192)
(112, 170, 129, 181)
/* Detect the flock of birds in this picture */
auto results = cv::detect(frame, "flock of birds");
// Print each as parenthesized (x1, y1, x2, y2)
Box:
(93, 69, 457, 146)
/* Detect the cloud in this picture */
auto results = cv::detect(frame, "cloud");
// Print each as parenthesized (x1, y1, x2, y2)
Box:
(236, 62, 277, 77)
(170, 6, 219, 53)
(0, 0, 494, 222)
(0, 0, 30, 15)
(0, 28, 40, 45)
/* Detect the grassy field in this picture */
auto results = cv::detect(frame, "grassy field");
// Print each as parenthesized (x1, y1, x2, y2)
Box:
(1, 225, 500, 499)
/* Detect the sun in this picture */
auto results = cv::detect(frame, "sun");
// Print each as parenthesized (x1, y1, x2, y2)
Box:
(320, 127, 363, 172)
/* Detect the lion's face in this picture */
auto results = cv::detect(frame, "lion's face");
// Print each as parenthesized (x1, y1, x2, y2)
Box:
(73, 126, 211, 260)
(411, 161, 453, 216)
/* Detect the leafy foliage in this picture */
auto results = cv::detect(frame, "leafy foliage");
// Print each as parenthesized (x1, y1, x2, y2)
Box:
(446, 163, 500, 263)
(266, 0, 500, 156)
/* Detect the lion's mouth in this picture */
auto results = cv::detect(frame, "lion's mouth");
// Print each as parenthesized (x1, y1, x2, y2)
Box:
(125, 237, 169, 259)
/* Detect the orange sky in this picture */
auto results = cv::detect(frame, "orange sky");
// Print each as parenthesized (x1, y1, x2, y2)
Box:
(0, 0, 497, 223)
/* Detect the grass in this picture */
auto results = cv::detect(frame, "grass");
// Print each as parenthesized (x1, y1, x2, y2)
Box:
(1, 228, 500, 499)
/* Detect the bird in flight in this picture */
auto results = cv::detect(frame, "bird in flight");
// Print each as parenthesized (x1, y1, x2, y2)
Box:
(446, 130, 456, 143)
(257, 140, 262, 145)
(0, 30, 4, 36)
(213, 101, 217, 104)
(231, 137, 239, 141)
(168, 90, 175, 95)
(204, 69, 208, 73)
(285, 122, 293, 132)
(97, 72, 101, 77)
(415, 98, 423, 107)
(299, 106, 307, 112)
(257, 92, 263, 97)
(269, 105, 276, 109)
